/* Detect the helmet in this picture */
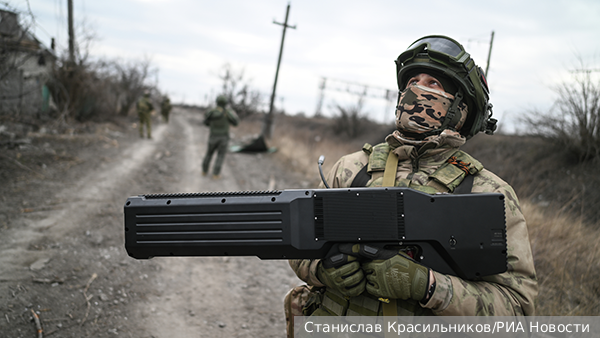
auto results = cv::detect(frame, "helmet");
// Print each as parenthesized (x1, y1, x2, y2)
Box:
(216, 95, 228, 107)
(395, 35, 497, 139)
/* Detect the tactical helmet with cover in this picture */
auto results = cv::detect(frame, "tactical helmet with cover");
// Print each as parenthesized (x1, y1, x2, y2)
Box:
(395, 35, 497, 139)
(216, 95, 228, 107)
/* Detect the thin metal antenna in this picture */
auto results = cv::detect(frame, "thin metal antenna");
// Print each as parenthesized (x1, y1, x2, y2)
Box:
(485, 31, 495, 78)
(318, 155, 330, 188)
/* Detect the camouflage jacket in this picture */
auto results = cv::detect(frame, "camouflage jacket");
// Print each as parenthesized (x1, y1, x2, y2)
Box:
(204, 106, 239, 137)
(289, 131, 538, 316)
(161, 99, 171, 114)
(136, 96, 153, 114)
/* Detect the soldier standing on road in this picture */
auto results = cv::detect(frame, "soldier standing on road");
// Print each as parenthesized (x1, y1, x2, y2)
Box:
(285, 35, 538, 334)
(160, 95, 172, 123)
(137, 90, 154, 139)
(202, 95, 239, 179)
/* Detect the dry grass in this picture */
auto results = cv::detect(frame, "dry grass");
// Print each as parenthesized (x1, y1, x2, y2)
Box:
(235, 113, 390, 187)
(524, 201, 600, 315)
(236, 113, 600, 315)
(462, 133, 600, 225)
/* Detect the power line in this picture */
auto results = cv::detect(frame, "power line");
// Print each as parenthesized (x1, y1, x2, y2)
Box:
(315, 76, 396, 115)
(569, 69, 600, 73)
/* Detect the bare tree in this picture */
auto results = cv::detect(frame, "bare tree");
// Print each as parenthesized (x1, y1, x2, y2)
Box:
(115, 57, 156, 116)
(331, 92, 368, 138)
(48, 14, 101, 122)
(522, 63, 600, 163)
(217, 63, 263, 118)
(48, 13, 157, 122)
(50, 56, 157, 122)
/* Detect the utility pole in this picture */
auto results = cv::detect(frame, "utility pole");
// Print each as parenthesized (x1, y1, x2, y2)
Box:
(262, 3, 296, 139)
(315, 77, 326, 116)
(67, 0, 76, 65)
(485, 30, 494, 78)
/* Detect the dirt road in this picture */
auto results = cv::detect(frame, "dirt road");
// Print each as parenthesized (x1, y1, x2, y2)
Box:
(1, 108, 307, 337)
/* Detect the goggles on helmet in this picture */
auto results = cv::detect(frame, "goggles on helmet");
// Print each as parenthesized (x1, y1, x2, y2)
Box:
(406, 36, 464, 59)
(395, 35, 496, 139)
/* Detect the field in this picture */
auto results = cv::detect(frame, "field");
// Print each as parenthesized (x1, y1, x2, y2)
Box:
(0, 109, 598, 338)
(240, 112, 600, 316)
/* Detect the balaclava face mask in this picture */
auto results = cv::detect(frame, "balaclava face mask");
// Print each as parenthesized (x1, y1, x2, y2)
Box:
(395, 84, 468, 140)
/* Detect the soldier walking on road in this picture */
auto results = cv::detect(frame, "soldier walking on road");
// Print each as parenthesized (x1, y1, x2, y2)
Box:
(137, 90, 154, 139)
(202, 95, 239, 179)
(160, 95, 172, 123)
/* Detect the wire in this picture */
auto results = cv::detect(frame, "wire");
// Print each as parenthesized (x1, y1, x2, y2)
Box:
(317, 155, 330, 188)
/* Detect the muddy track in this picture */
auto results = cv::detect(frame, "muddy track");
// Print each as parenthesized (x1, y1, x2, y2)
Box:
(1, 108, 305, 337)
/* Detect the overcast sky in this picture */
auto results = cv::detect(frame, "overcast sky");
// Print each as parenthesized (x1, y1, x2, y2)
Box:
(15, 0, 600, 133)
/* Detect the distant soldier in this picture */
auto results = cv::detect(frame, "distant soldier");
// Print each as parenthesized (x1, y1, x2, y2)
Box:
(136, 90, 154, 139)
(160, 95, 172, 123)
(202, 95, 239, 179)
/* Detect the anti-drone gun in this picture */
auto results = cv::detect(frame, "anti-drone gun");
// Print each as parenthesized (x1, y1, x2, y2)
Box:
(123, 187, 507, 280)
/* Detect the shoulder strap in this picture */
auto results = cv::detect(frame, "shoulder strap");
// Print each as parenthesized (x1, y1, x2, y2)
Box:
(349, 143, 382, 187)
(382, 150, 398, 187)
(350, 165, 371, 187)
(452, 174, 474, 194)
(381, 150, 399, 317)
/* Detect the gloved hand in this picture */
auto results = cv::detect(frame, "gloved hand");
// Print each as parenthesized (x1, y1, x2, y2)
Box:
(316, 244, 365, 298)
(361, 246, 430, 302)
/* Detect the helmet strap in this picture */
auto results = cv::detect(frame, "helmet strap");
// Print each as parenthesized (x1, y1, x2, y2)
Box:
(442, 89, 464, 131)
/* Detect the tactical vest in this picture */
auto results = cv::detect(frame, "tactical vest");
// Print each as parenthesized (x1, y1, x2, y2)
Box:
(205, 107, 231, 136)
(137, 98, 152, 114)
(317, 142, 484, 317)
(351, 142, 483, 194)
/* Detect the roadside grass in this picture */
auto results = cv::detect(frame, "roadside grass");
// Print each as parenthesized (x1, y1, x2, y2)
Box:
(524, 201, 600, 315)
(234, 113, 390, 187)
(236, 113, 600, 315)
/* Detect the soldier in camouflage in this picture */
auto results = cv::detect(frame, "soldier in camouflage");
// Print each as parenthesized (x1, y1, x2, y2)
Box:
(137, 90, 154, 139)
(285, 35, 538, 335)
(202, 95, 239, 179)
(160, 95, 172, 123)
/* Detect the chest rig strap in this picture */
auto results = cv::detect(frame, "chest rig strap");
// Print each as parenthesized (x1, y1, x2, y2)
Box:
(381, 150, 399, 320)
(382, 150, 399, 188)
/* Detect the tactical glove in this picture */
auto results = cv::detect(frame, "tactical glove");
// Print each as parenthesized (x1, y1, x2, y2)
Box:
(361, 245, 430, 302)
(316, 244, 365, 298)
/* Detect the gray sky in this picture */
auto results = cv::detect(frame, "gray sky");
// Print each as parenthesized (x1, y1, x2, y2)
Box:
(17, 0, 600, 132)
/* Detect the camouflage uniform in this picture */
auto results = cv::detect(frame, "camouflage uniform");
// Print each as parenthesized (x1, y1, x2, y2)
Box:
(285, 36, 538, 336)
(137, 94, 153, 138)
(160, 96, 172, 123)
(288, 130, 538, 317)
(202, 97, 239, 177)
